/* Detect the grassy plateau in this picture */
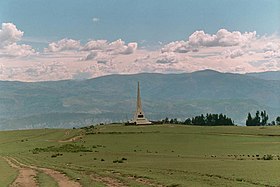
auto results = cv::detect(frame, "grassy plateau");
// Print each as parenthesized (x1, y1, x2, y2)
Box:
(0, 124, 280, 186)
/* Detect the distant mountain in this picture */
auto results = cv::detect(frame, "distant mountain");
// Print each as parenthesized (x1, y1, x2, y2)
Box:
(246, 71, 280, 81)
(0, 70, 279, 129)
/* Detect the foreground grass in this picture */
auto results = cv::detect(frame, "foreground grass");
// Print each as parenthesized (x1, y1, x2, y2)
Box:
(36, 172, 58, 187)
(1, 125, 280, 186)
(0, 156, 17, 186)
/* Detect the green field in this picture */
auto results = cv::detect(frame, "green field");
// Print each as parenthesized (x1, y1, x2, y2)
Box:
(1, 125, 280, 186)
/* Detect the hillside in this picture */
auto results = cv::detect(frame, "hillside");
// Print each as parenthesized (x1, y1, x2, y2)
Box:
(0, 70, 279, 129)
(246, 71, 280, 81)
(1, 125, 280, 186)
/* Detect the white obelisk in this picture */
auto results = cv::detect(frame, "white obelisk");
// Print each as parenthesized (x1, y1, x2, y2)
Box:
(131, 82, 151, 125)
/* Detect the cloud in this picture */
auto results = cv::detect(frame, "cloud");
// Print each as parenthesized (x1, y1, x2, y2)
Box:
(92, 17, 100, 23)
(1, 43, 36, 57)
(162, 29, 257, 53)
(263, 42, 279, 52)
(188, 29, 256, 47)
(0, 23, 36, 57)
(121, 42, 138, 54)
(83, 51, 98, 61)
(81, 39, 138, 61)
(72, 70, 93, 80)
(1, 25, 280, 81)
(82, 40, 108, 51)
(224, 49, 245, 59)
(156, 52, 178, 64)
(161, 41, 191, 53)
(0, 23, 23, 47)
(107, 39, 137, 55)
(45, 38, 81, 52)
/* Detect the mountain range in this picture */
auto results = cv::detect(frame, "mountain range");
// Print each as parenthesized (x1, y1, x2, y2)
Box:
(0, 70, 279, 130)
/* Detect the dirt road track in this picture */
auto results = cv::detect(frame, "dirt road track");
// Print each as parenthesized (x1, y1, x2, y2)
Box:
(4, 157, 81, 187)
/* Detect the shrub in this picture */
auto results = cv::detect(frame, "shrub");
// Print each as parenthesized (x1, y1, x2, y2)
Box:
(32, 144, 92, 153)
(262, 154, 273, 160)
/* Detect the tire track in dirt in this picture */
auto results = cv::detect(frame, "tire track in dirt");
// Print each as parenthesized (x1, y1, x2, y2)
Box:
(3, 157, 38, 187)
(58, 135, 83, 143)
(90, 173, 128, 187)
(6, 157, 81, 187)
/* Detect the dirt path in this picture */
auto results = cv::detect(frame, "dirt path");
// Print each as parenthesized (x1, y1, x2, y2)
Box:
(128, 175, 164, 187)
(3, 157, 38, 187)
(6, 157, 81, 187)
(58, 135, 83, 143)
(90, 173, 128, 187)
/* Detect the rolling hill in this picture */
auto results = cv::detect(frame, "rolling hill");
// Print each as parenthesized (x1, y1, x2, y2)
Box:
(0, 70, 279, 129)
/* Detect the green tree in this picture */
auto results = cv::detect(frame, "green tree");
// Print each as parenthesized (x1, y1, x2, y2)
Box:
(260, 110, 268, 126)
(276, 116, 280, 125)
(246, 113, 253, 126)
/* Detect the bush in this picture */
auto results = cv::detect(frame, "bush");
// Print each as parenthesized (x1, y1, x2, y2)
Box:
(32, 144, 92, 153)
(113, 159, 124, 163)
(262, 154, 273, 160)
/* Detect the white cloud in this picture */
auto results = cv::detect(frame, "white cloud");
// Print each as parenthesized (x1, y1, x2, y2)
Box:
(1, 25, 280, 81)
(0, 23, 23, 47)
(188, 29, 256, 47)
(156, 52, 178, 64)
(45, 38, 81, 52)
(121, 42, 138, 55)
(162, 29, 257, 53)
(73, 70, 93, 80)
(81, 39, 138, 61)
(0, 23, 36, 57)
(161, 41, 191, 53)
(83, 51, 98, 61)
(82, 40, 108, 51)
(92, 17, 100, 23)
(224, 49, 245, 59)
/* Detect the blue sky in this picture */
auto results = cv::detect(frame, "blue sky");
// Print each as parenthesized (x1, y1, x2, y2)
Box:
(1, 0, 279, 46)
(0, 0, 279, 81)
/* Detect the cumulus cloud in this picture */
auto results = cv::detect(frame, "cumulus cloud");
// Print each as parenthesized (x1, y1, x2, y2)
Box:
(0, 23, 36, 57)
(82, 39, 137, 54)
(45, 38, 81, 52)
(82, 40, 108, 51)
(224, 49, 245, 59)
(106, 39, 137, 55)
(162, 29, 257, 53)
(161, 41, 191, 53)
(156, 52, 178, 64)
(189, 29, 256, 47)
(83, 51, 98, 61)
(1, 43, 36, 57)
(264, 50, 280, 59)
(0, 23, 23, 47)
(81, 39, 138, 61)
(1, 25, 280, 81)
(121, 42, 138, 54)
(263, 42, 279, 52)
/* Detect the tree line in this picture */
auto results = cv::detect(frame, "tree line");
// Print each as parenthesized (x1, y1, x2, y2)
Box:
(246, 110, 280, 126)
(159, 113, 234, 126)
(154, 111, 280, 126)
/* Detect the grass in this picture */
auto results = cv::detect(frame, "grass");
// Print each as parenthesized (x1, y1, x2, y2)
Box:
(36, 172, 58, 187)
(1, 125, 280, 186)
(0, 156, 17, 186)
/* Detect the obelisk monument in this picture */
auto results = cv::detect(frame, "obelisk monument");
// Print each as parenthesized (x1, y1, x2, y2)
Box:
(131, 82, 151, 125)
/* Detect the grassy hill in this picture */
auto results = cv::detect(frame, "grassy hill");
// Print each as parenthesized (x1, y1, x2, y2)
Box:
(1, 124, 280, 186)
(0, 70, 279, 129)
